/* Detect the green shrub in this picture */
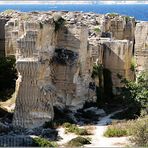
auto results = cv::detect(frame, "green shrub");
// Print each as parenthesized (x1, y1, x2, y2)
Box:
(130, 117, 148, 147)
(104, 117, 148, 146)
(91, 64, 104, 106)
(130, 57, 136, 71)
(75, 128, 89, 135)
(33, 137, 58, 147)
(65, 124, 77, 133)
(64, 123, 89, 135)
(91, 64, 103, 80)
(94, 27, 101, 33)
(104, 127, 127, 137)
(67, 136, 91, 147)
(104, 116, 148, 146)
(117, 71, 148, 117)
(63, 122, 72, 128)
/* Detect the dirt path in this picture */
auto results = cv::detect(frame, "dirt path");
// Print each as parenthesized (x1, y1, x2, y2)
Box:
(85, 109, 129, 147)
(57, 109, 130, 147)
(57, 127, 77, 146)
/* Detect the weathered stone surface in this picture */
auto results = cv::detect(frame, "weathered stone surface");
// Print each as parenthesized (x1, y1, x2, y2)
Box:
(0, 11, 147, 129)
(0, 136, 33, 147)
(102, 14, 135, 40)
(12, 20, 56, 128)
(102, 39, 134, 87)
(3, 12, 96, 128)
(135, 22, 148, 74)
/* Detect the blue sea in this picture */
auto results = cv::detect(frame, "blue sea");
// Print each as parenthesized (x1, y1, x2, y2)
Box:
(0, 4, 148, 21)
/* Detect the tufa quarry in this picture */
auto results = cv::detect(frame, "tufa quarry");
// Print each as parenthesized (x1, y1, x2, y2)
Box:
(0, 11, 148, 129)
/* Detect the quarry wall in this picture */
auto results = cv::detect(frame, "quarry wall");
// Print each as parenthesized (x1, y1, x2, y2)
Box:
(0, 11, 147, 128)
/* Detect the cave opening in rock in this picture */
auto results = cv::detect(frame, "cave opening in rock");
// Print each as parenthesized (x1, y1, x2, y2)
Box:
(53, 48, 78, 66)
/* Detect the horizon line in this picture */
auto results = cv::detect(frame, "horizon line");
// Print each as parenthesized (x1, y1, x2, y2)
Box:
(0, 1, 148, 5)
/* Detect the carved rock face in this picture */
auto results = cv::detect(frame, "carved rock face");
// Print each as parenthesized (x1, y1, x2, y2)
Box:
(2, 11, 146, 129)
(3, 13, 95, 128)
(135, 22, 148, 74)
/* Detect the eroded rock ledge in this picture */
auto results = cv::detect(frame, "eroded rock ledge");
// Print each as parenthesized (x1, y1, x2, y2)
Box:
(0, 11, 147, 129)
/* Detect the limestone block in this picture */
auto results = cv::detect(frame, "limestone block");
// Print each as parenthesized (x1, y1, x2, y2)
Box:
(135, 22, 148, 73)
(102, 39, 133, 87)
(103, 16, 135, 40)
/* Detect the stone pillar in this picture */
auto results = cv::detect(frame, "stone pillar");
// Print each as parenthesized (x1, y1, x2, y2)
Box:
(13, 25, 55, 128)
(135, 22, 148, 75)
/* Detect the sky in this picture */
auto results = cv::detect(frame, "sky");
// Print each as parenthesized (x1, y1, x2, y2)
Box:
(0, 0, 148, 4)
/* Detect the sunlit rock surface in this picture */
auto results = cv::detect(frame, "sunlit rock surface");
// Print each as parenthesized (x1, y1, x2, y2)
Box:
(0, 11, 147, 128)
(135, 22, 148, 74)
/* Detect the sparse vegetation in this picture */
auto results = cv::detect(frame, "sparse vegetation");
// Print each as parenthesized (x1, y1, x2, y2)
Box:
(67, 136, 91, 147)
(91, 63, 104, 106)
(130, 117, 148, 147)
(104, 116, 148, 147)
(33, 137, 58, 147)
(130, 57, 136, 71)
(94, 27, 101, 33)
(104, 120, 133, 137)
(104, 127, 127, 137)
(91, 64, 103, 80)
(117, 71, 148, 118)
(106, 71, 148, 146)
(63, 122, 72, 128)
(63, 123, 89, 135)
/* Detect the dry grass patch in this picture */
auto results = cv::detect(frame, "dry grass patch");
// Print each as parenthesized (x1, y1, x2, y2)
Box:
(104, 116, 148, 147)
(104, 120, 134, 137)
(130, 117, 148, 147)
(63, 122, 90, 135)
